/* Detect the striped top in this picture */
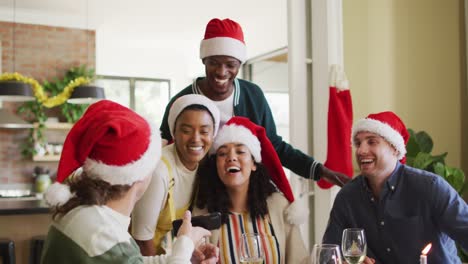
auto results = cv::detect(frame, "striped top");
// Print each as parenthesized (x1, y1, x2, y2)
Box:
(218, 212, 280, 264)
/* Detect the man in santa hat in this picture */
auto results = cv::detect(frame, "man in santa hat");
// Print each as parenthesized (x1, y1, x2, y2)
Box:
(322, 111, 468, 264)
(159, 18, 350, 187)
(41, 100, 218, 264)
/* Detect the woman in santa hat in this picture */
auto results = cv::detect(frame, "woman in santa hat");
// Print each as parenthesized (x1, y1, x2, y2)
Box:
(41, 100, 217, 264)
(132, 94, 220, 256)
(192, 116, 308, 264)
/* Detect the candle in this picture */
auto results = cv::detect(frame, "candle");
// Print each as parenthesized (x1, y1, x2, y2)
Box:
(420, 254, 427, 264)
(420, 243, 432, 264)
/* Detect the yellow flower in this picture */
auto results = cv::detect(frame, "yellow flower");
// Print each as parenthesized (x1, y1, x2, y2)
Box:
(0, 72, 90, 108)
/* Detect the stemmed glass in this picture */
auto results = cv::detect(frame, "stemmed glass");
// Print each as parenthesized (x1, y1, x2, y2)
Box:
(311, 244, 343, 264)
(341, 228, 367, 264)
(239, 233, 264, 264)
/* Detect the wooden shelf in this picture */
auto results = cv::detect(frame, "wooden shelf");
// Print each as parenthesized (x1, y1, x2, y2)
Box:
(33, 122, 73, 130)
(31, 122, 71, 162)
(32, 155, 61, 162)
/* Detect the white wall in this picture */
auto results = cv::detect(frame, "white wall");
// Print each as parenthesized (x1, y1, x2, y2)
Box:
(343, 0, 463, 168)
(99, 0, 287, 93)
(0, 0, 288, 92)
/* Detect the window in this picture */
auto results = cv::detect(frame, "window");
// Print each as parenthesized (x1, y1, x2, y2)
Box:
(242, 47, 291, 176)
(95, 76, 171, 126)
(242, 47, 289, 143)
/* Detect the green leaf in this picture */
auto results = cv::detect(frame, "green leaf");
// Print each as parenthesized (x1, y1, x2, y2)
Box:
(445, 167, 465, 193)
(406, 129, 420, 158)
(413, 152, 436, 170)
(433, 162, 446, 177)
(414, 131, 433, 153)
(431, 152, 447, 165)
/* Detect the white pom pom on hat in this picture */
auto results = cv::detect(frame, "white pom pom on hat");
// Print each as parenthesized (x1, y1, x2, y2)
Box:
(284, 195, 309, 225)
(44, 182, 73, 207)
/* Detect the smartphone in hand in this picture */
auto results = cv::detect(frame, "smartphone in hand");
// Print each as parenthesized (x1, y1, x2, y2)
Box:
(172, 212, 222, 236)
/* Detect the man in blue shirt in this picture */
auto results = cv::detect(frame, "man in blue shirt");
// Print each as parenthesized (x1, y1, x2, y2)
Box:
(322, 111, 468, 264)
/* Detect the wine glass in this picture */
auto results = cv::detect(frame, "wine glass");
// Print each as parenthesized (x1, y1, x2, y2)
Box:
(239, 233, 264, 264)
(341, 228, 367, 264)
(311, 244, 342, 264)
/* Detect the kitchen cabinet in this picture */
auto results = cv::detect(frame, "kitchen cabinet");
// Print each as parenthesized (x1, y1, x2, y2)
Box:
(32, 122, 73, 162)
(0, 198, 51, 264)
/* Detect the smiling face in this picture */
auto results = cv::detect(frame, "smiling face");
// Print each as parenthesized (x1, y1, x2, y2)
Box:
(174, 109, 215, 170)
(216, 142, 257, 192)
(354, 131, 399, 181)
(202, 55, 241, 100)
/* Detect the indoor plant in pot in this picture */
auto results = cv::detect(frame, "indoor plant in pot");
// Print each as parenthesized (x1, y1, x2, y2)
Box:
(17, 65, 95, 158)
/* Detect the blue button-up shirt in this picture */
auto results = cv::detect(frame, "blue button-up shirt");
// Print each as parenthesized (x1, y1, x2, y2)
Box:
(322, 163, 468, 264)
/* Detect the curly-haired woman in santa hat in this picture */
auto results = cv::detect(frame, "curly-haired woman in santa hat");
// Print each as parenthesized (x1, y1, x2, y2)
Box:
(41, 100, 217, 264)
(131, 94, 220, 256)
(192, 116, 308, 264)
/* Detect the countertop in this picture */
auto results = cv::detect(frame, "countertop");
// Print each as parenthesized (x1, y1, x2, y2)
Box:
(0, 197, 50, 215)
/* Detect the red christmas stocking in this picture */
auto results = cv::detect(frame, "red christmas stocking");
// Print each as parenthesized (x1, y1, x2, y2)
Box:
(317, 80, 354, 189)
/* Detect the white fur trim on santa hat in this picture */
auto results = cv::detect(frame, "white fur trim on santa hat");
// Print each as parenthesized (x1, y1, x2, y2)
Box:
(210, 124, 261, 162)
(84, 124, 162, 186)
(168, 94, 220, 138)
(44, 182, 73, 206)
(200, 37, 247, 63)
(352, 118, 406, 160)
(284, 194, 309, 225)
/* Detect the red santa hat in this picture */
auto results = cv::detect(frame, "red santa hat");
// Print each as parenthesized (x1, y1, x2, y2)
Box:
(211, 116, 308, 224)
(352, 111, 410, 163)
(45, 100, 161, 206)
(200, 18, 247, 63)
(168, 94, 220, 138)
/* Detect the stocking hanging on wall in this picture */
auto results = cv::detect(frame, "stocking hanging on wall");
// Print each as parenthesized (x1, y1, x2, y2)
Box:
(317, 65, 353, 189)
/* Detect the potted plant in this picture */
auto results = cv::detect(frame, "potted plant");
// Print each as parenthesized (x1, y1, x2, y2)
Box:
(17, 65, 95, 158)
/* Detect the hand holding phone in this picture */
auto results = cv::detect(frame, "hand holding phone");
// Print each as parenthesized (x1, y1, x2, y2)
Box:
(172, 212, 222, 236)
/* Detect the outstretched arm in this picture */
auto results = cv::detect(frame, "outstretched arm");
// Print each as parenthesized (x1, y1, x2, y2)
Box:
(249, 87, 350, 186)
(319, 166, 351, 187)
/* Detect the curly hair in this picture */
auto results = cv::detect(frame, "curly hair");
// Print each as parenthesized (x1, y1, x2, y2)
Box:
(193, 155, 277, 223)
(52, 172, 131, 220)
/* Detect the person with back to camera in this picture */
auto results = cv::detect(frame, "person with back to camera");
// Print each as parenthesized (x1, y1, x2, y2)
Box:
(41, 100, 218, 264)
(322, 111, 468, 264)
(132, 94, 221, 257)
(159, 17, 351, 188)
(192, 116, 308, 264)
